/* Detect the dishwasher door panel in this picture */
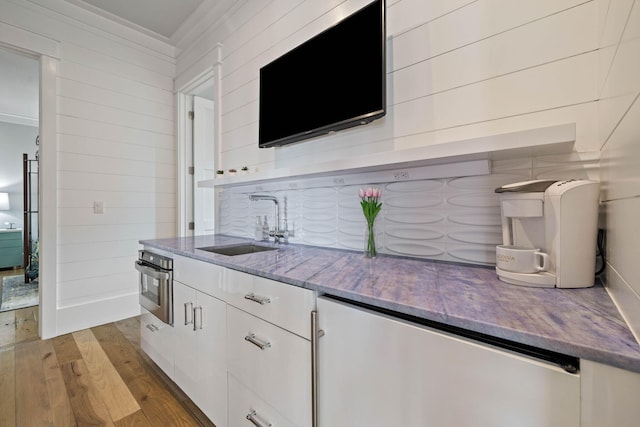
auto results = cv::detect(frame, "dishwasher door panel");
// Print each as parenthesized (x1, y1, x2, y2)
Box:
(317, 297, 580, 427)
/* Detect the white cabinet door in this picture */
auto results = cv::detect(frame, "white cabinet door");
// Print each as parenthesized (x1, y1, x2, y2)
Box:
(174, 280, 227, 427)
(193, 291, 227, 427)
(318, 297, 580, 427)
(173, 281, 198, 396)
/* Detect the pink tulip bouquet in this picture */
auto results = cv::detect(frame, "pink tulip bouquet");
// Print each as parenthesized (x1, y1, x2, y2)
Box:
(359, 187, 382, 257)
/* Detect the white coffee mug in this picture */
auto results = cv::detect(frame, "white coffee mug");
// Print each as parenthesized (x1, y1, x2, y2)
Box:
(496, 245, 549, 274)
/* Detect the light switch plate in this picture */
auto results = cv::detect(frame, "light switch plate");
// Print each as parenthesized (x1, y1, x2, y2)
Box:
(93, 201, 104, 214)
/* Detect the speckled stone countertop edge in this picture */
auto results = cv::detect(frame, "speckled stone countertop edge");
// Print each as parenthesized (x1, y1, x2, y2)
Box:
(139, 235, 640, 373)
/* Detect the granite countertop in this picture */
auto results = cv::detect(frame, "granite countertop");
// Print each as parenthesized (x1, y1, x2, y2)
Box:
(140, 234, 640, 373)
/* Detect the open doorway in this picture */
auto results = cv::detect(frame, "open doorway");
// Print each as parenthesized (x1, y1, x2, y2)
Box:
(0, 47, 40, 343)
(0, 29, 58, 340)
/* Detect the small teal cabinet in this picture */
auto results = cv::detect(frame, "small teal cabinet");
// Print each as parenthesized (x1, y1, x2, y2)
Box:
(0, 229, 22, 269)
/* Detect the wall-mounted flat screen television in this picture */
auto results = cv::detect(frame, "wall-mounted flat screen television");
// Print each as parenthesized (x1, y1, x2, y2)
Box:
(259, 0, 386, 148)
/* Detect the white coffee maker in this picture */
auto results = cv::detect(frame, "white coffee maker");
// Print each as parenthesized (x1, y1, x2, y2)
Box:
(495, 179, 600, 288)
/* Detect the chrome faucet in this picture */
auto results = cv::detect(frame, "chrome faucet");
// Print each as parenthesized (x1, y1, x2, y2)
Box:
(249, 194, 292, 243)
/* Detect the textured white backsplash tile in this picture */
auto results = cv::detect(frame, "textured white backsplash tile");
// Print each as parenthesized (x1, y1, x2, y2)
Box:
(218, 155, 598, 265)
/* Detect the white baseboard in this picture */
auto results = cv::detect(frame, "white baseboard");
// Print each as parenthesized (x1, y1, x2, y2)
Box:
(56, 293, 142, 336)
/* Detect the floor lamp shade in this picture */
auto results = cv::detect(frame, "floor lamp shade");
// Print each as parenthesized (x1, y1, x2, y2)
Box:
(0, 192, 9, 211)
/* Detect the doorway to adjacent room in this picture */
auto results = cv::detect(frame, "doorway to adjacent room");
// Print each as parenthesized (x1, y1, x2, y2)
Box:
(0, 47, 40, 319)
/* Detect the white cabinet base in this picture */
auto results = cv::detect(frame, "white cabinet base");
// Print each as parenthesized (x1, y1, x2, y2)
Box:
(140, 311, 174, 379)
(581, 359, 640, 427)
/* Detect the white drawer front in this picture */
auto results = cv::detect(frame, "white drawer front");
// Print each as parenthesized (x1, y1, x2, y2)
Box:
(229, 374, 298, 427)
(226, 268, 316, 338)
(174, 255, 224, 298)
(227, 306, 311, 427)
(140, 311, 174, 379)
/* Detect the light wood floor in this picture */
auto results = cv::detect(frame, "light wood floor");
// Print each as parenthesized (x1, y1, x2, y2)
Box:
(0, 309, 215, 426)
(0, 268, 39, 347)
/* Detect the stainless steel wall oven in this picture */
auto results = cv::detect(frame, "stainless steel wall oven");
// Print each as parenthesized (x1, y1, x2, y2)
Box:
(135, 249, 173, 325)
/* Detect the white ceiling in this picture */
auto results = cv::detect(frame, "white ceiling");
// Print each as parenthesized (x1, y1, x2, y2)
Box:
(66, 0, 205, 39)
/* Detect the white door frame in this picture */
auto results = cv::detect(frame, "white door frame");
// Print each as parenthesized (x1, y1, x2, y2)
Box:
(0, 25, 59, 339)
(175, 43, 222, 236)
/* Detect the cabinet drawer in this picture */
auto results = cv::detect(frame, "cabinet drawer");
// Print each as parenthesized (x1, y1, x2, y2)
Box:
(226, 268, 315, 338)
(0, 230, 21, 242)
(0, 251, 22, 268)
(174, 255, 224, 299)
(227, 306, 311, 427)
(140, 311, 174, 379)
(0, 239, 21, 248)
(229, 374, 298, 427)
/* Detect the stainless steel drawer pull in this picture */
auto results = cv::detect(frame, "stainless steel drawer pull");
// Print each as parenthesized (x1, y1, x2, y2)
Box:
(184, 302, 193, 325)
(246, 410, 272, 427)
(193, 306, 203, 331)
(145, 324, 159, 332)
(244, 333, 271, 350)
(244, 293, 271, 305)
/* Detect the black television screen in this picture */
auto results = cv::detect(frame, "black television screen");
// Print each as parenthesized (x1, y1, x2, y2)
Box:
(259, 0, 386, 148)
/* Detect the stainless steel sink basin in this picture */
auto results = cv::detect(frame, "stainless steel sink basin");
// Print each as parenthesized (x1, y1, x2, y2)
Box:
(197, 243, 277, 256)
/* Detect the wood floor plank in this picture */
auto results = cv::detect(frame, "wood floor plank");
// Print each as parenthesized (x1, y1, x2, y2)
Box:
(0, 305, 39, 348)
(0, 346, 16, 425)
(61, 359, 115, 426)
(40, 340, 76, 426)
(92, 323, 149, 384)
(127, 375, 203, 427)
(114, 316, 141, 347)
(114, 409, 153, 427)
(15, 305, 38, 342)
(52, 332, 83, 364)
(15, 340, 54, 426)
(0, 310, 16, 347)
(72, 329, 141, 422)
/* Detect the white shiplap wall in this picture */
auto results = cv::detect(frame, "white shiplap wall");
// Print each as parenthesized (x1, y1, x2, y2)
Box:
(175, 0, 601, 176)
(178, 0, 603, 263)
(598, 0, 640, 340)
(1, 0, 176, 335)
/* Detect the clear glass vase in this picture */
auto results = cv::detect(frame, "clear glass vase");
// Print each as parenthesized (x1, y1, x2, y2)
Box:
(364, 220, 377, 258)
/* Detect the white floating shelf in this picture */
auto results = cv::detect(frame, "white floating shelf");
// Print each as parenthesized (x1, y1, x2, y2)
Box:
(199, 123, 575, 189)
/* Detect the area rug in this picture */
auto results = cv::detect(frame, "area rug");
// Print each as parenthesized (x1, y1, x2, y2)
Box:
(0, 275, 38, 312)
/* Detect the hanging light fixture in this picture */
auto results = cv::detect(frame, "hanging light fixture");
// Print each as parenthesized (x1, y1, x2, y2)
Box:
(0, 192, 9, 211)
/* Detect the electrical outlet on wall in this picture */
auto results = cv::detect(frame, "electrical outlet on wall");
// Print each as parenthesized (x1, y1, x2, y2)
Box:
(393, 171, 410, 180)
(93, 201, 104, 214)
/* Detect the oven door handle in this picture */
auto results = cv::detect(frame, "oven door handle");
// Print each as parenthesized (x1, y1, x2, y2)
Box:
(135, 261, 171, 281)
